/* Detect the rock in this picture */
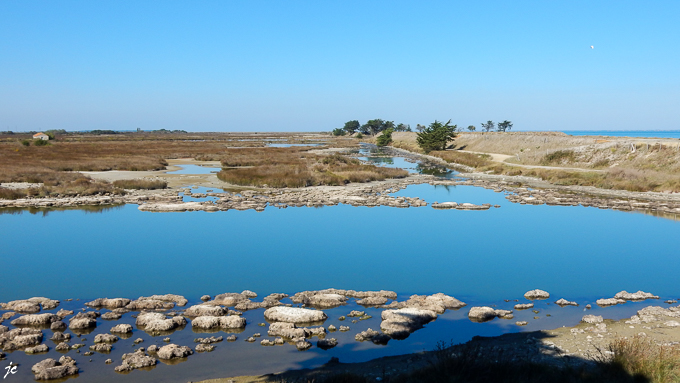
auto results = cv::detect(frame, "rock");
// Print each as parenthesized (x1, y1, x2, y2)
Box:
(139, 294, 188, 307)
(101, 312, 122, 320)
(356, 296, 388, 306)
(31, 357, 78, 380)
(68, 312, 98, 330)
(380, 308, 438, 339)
(94, 334, 118, 343)
(339, 326, 350, 332)
(89, 343, 112, 353)
(194, 336, 223, 344)
(147, 345, 159, 353)
(114, 350, 157, 372)
(317, 338, 338, 350)
(596, 298, 626, 307)
(2, 298, 59, 313)
(516, 321, 528, 326)
(291, 292, 348, 308)
(264, 307, 327, 324)
(55, 342, 70, 351)
(295, 340, 312, 351)
(514, 303, 534, 310)
(226, 335, 237, 341)
(468, 307, 499, 322)
(0, 328, 43, 351)
(105, 359, 112, 364)
(209, 293, 251, 307)
(136, 312, 186, 333)
(328, 325, 336, 332)
(241, 290, 258, 298)
(191, 315, 246, 330)
(184, 305, 228, 317)
(11, 313, 59, 326)
(555, 298, 579, 307)
(85, 298, 131, 309)
(55, 309, 73, 319)
(200, 295, 211, 302)
(347, 310, 365, 317)
(110, 324, 133, 334)
(267, 322, 325, 339)
(582, 315, 604, 324)
(524, 289, 550, 300)
(51, 332, 70, 341)
(245, 336, 256, 342)
(614, 290, 659, 301)
(260, 339, 275, 346)
(355, 328, 390, 345)
(495, 310, 514, 319)
(388, 293, 466, 314)
(126, 299, 175, 310)
(196, 343, 215, 352)
(50, 321, 67, 331)
(25, 344, 49, 354)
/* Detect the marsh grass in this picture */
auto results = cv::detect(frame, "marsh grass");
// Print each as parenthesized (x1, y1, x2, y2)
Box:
(604, 337, 680, 383)
(218, 151, 407, 188)
(0, 187, 27, 200)
(112, 179, 167, 190)
(429, 150, 493, 168)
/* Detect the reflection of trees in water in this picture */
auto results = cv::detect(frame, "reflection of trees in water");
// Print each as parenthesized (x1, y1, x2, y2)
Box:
(0, 204, 124, 217)
(415, 163, 454, 178)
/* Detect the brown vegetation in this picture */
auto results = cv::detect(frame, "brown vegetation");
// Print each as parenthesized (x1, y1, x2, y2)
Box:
(218, 151, 407, 188)
(112, 179, 167, 190)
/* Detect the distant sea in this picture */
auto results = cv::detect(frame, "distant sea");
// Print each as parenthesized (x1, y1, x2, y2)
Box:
(559, 130, 680, 139)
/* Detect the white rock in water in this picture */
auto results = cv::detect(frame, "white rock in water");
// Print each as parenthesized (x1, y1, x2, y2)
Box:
(264, 307, 327, 324)
(614, 291, 659, 301)
(582, 315, 603, 324)
(524, 289, 550, 300)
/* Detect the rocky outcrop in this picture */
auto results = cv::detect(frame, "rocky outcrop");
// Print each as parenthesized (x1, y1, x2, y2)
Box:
(68, 312, 98, 330)
(191, 315, 246, 330)
(468, 307, 514, 322)
(85, 298, 131, 309)
(380, 308, 438, 339)
(11, 313, 59, 326)
(32, 356, 78, 380)
(614, 290, 659, 301)
(555, 298, 579, 307)
(89, 343, 112, 353)
(355, 328, 390, 345)
(110, 324, 133, 334)
(94, 334, 118, 343)
(0, 328, 44, 351)
(626, 306, 680, 325)
(136, 312, 186, 333)
(596, 298, 626, 307)
(524, 289, 550, 300)
(50, 332, 70, 341)
(263, 307, 327, 324)
(267, 322, 325, 339)
(114, 350, 157, 372)
(50, 321, 67, 331)
(156, 344, 193, 360)
(25, 344, 49, 354)
(184, 305, 229, 317)
(1, 298, 59, 313)
(431, 202, 491, 210)
(514, 303, 534, 310)
(581, 315, 603, 324)
(194, 336, 223, 344)
(290, 292, 348, 308)
(381, 293, 466, 314)
(317, 338, 338, 350)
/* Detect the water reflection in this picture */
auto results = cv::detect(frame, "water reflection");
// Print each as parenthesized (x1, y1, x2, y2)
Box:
(0, 204, 124, 217)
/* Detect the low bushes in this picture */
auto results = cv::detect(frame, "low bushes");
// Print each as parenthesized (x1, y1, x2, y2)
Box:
(429, 150, 492, 168)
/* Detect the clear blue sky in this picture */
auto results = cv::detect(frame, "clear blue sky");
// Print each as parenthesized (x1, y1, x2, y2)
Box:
(1, 1, 678, 132)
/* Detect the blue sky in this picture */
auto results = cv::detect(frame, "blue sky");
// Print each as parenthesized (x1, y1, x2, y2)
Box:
(1, 1, 678, 132)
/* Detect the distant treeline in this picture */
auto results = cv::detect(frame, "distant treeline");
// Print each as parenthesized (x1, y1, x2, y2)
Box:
(1, 129, 188, 135)
(333, 119, 513, 136)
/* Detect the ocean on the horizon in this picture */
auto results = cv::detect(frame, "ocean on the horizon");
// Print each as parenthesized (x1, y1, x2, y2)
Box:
(557, 130, 680, 139)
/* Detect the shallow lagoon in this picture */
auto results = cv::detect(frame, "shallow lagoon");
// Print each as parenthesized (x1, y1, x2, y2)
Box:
(1, 148, 680, 381)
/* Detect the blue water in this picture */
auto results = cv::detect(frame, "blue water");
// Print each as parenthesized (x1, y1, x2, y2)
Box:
(167, 164, 220, 174)
(1, 148, 679, 381)
(560, 130, 680, 139)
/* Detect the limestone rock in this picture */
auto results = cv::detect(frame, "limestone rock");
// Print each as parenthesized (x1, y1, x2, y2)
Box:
(25, 344, 49, 354)
(136, 312, 186, 333)
(263, 307, 327, 324)
(267, 322, 325, 339)
(51, 332, 70, 341)
(200, 295, 211, 302)
(55, 309, 73, 319)
(85, 298, 131, 309)
(614, 290, 659, 301)
(184, 305, 228, 317)
(50, 321, 67, 331)
(89, 343, 112, 353)
(524, 289, 550, 300)
(196, 343, 215, 352)
(596, 298, 626, 307)
(114, 350, 157, 372)
(191, 315, 246, 330)
(0, 328, 43, 351)
(295, 339, 312, 351)
(317, 338, 338, 350)
(11, 313, 59, 327)
(68, 312, 98, 330)
(94, 334, 118, 343)
(582, 315, 604, 324)
(31, 357, 78, 380)
(110, 324, 133, 334)
(555, 298, 579, 307)
(101, 312, 122, 320)
(380, 308, 437, 339)
(514, 303, 534, 310)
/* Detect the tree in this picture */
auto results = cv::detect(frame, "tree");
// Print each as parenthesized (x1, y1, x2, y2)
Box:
(332, 128, 346, 136)
(481, 121, 495, 132)
(376, 128, 393, 147)
(416, 120, 457, 153)
(343, 120, 360, 135)
(416, 124, 426, 133)
(395, 123, 411, 132)
(467, 125, 476, 132)
(497, 120, 513, 132)
(360, 119, 394, 135)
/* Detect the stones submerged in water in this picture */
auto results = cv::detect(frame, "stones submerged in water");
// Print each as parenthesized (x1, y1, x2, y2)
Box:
(156, 344, 193, 360)
(190, 315, 246, 330)
(32, 356, 78, 380)
(524, 289, 550, 300)
(381, 293, 466, 314)
(94, 334, 118, 343)
(267, 322, 325, 339)
(135, 312, 187, 333)
(355, 328, 390, 345)
(0, 327, 44, 351)
(614, 290, 659, 301)
(431, 202, 491, 210)
(514, 303, 534, 310)
(1, 297, 60, 313)
(184, 304, 229, 317)
(196, 343, 215, 352)
(69, 312, 99, 330)
(110, 324, 133, 334)
(317, 338, 338, 350)
(25, 344, 49, 354)
(85, 298, 131, 309)
(11, 313, 59, 326)
(194, 336, 223, 344)
(596, 298, 626, 307)
(380, 308, 438, 339)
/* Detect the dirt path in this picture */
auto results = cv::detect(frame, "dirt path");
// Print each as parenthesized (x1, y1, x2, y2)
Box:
(457, 150, 605, 173)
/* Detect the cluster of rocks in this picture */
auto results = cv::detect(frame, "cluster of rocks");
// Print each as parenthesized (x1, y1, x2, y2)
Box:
(596, 290, 659, 307)
(0, 191, 180, 209)
(431, 202, 494, 210)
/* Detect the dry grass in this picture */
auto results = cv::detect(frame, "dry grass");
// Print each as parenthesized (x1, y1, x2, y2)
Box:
(218, 151, 407, 188)
(606, 337, 680, 383)
(429, 150, 493, 168)
(112, 179, 167, 190)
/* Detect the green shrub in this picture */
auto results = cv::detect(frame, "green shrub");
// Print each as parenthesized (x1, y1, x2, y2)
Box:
(21, 140, 30, 146)
(33, 139, 50, 146)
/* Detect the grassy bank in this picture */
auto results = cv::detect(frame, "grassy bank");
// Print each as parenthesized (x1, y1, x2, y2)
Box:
(218, 151, 407, 188)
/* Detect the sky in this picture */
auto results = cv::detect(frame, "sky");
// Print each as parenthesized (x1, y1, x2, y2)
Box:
(1, 1, 679, 132)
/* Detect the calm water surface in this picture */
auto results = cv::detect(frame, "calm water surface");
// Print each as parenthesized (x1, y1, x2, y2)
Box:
(559, 130, 680, 139)
(1, 149, 679, 382)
